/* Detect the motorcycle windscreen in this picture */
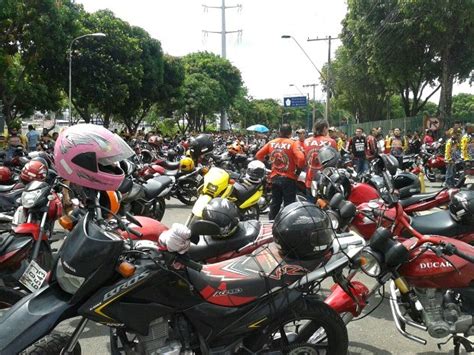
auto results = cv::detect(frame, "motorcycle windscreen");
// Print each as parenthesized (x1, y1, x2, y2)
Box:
(192, 194, 212, 217)
(59, 214, 124, 278)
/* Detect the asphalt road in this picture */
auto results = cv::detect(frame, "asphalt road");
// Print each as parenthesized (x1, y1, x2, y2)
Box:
(47, 179, 474, 354)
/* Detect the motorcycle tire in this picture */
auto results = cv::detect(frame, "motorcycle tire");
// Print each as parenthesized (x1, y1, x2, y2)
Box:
(176, 180, 199, 206)
(151, 197, 166, 221)
(21, 333, 81, 355)
(0, 286, 24, 309)
(424, 167, 436, 182)
(249, 298, 348, 354)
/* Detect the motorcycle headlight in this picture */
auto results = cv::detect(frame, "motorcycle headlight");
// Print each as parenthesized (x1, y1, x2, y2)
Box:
(56, 259, 85, 294)
(206, 183, 218, 193)
(360, 249, 382, 277)
(12, 206, 25, 226)
(327, 210, 340, 230)
(21, 189, 43, 209)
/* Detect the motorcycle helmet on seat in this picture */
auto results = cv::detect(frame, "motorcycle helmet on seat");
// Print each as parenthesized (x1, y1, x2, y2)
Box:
(273, 201, 334, 260)
(20, 160, 48, 184)
(318, 146, 340, 169)
(189, 134, 214, 160)
(449, 191, 474, 225)
(393, 172, 421, 199)
(180, 157, 195, 173)
(245, 160, 266, 183)
(202, 198, 239, 238)
(54, 124, 135, 191)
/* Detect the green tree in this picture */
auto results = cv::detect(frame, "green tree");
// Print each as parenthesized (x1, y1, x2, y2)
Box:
(452, 93, 474, 121)
(179, 73, 222, 133)
(182, 52, 242, 110)
(252, 99, 283, 129)
(71, 10, 143, 126)
(0, 0, 79, 127)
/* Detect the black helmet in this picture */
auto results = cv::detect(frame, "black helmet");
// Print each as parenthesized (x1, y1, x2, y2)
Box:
(190, 134, 214, 160)
(374, 154, 399, 175)
(318, 168, 351, 200)
(140, 149, 153, 164)
(319, 146, 340, 168)
(167, 149, 177, 161)
(273, 201, 334, 260)
(202, 198, 239, 238)
(393, 172, 420, 199)
(449, 191, 474, 225)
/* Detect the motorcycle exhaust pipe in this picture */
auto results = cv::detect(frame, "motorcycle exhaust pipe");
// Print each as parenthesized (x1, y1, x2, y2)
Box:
(388, 281, 427, 345)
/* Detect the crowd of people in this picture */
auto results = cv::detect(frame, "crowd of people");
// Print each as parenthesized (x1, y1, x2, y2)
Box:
(256, 119, 473, 218)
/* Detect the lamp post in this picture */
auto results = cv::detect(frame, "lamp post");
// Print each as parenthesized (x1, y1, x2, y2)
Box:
(68, 33, 106, 125)
(282, 35, 328, 120)
(289, 83, 305, 96)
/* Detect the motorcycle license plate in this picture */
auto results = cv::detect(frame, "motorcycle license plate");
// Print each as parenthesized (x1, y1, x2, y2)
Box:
(19, 260, 48, 292)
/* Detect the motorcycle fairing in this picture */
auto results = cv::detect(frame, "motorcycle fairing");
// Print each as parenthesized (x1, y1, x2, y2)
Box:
(13, 222, 48, 241)
(0, 285, 75, 354)
(188, 243, 327, 307)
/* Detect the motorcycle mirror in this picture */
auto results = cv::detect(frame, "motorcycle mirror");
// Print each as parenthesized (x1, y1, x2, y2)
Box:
(329, 193, 344, 209)
(339, 201, 357, 220)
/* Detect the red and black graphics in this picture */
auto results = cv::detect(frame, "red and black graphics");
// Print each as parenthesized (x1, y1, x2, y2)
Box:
(399, 238, 474, 289)
(269, 148, 290, 172)
(188, 243, 324, 307)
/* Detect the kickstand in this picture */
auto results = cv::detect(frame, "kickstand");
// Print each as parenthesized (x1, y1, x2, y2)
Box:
(453, 335, 474, 355)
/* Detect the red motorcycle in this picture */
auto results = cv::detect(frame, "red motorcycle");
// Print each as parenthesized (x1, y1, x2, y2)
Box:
(0, 179, 64, 297)
(324, 178, 474, 353)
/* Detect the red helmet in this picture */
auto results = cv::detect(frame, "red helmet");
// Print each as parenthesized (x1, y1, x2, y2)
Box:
(0, 167, 12, 183)
(20, 160, 48, 183)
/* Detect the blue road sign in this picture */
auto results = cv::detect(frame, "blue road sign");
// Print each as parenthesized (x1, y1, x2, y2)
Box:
(283, 96, 307, 108)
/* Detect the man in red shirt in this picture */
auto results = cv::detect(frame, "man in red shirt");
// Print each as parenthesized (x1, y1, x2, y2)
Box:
(256, 124, 305, 219)
(303, 119, 337, 199)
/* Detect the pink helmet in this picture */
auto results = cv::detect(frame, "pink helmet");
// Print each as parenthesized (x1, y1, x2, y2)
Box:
(54, 124, 135, 191)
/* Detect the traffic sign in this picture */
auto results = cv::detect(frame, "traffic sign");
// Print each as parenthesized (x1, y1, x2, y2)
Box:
(283, 96, 307, 108)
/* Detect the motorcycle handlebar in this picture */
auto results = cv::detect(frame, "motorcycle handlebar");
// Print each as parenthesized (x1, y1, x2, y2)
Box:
(443, 243, 474, 264)
(175, 254, 203, 272)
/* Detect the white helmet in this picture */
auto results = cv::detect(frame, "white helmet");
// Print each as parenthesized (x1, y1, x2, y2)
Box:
(246, 160, 266, 183)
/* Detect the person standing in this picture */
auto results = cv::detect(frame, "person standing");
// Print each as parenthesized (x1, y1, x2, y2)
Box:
(26, 125, 40, 152)
(366, 127, 379, 161)
(6, 128, 22, 160)
(444, 129, 462, 187)
(461, 123, 473, 169)
(349, 128, 369, 175)
(423, 129, 434, 145)
(295, 128, 306, 149)
(386, 127, 407, 167)
(256, 124, 305, 220)
(304, 119, 336, 198)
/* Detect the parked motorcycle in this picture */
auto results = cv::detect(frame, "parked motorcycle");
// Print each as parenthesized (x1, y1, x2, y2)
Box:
(0, 201, 366, 354)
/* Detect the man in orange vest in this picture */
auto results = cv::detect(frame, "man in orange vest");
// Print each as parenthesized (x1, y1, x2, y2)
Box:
(256, 124, 305, 219)
(304, 119, 337, 200)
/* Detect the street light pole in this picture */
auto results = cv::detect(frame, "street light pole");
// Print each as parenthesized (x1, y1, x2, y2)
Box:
(68, 33, 106, 125)
(303, 83, 317, 129)
(289, 83, 305, 96)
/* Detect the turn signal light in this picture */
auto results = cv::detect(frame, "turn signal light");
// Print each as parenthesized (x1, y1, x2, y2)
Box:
(201, 166, 209, 175)
(59, 216, 74, 231)
(317, 198, 328, 209)
(118, 261, 136, 278)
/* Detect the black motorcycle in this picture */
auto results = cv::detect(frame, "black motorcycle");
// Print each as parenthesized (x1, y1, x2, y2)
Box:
(0, 199, 363, 354)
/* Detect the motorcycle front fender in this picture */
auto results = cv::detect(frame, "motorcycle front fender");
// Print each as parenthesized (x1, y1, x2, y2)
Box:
(0, 284, 76, 353)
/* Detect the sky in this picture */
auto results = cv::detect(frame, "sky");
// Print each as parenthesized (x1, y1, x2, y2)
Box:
(77, 0, 473, 104)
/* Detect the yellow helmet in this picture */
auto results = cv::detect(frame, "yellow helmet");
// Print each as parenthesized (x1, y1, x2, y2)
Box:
(180, 157, 195, 172)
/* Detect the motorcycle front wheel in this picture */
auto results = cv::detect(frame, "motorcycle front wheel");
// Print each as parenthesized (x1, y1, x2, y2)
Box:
(151, 197, 166, 221)
(424, 166, 437, 182)
(176, 180, 199, 206)
(21, 333, 81, 355)
(250, 299, 348, 355)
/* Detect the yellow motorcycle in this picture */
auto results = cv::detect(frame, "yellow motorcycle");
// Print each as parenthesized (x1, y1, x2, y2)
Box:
(186, 166, 264, 225)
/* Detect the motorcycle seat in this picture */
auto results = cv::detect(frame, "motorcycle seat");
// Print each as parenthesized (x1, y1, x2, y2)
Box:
(188, 220, 261, 261)
(231, 181, 259, 204)
(408, 210, 473, 237)
(188, 243, 325, 307)
(400, 191, 439, 207)
(143, 176, 173, 199)
(164, 169, 178, 177)
(161, 161, 180, 170)
(0, 184, 16, 193)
